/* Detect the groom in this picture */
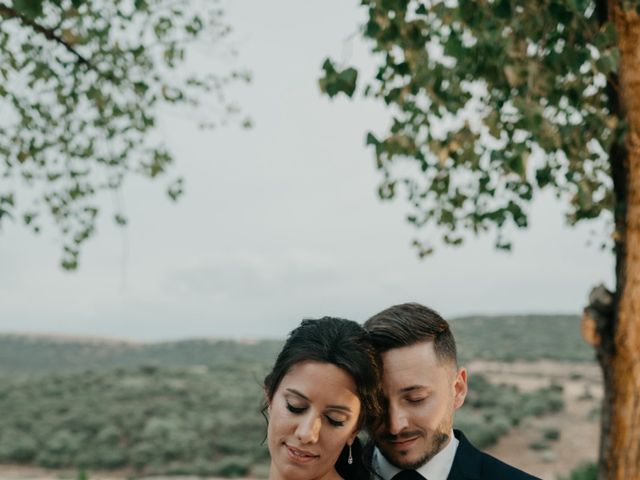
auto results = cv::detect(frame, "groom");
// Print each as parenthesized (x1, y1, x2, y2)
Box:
(363, 303, 539, 480)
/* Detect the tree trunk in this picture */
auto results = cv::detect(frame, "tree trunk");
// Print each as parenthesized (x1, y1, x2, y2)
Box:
(590, 3, 640, 479)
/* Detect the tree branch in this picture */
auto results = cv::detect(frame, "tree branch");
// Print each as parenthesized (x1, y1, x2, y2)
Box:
(0, 2, 92, 68)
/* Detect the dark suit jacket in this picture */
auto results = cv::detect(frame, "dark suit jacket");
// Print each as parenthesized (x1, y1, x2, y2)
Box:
(447, 429, 540, 480)
(363, 429, 540, 480)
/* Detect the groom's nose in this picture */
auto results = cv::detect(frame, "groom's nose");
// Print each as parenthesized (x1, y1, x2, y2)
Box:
(386, 402, 409, 434)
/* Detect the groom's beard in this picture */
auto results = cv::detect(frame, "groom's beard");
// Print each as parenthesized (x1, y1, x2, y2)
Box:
(375, 402, 454, 470)
(378, 427, 451, 470)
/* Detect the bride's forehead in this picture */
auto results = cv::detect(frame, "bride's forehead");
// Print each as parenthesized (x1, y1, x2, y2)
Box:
(279, 361, 359, 398)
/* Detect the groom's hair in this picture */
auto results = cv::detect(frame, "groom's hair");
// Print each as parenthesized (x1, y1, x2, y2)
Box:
(364, 302, 457, 366)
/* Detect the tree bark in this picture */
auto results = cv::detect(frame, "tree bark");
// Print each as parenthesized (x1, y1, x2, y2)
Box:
(594, 3, 640, 479)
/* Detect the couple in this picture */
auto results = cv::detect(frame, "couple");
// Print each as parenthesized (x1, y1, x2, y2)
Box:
(263, 302, 540, 480)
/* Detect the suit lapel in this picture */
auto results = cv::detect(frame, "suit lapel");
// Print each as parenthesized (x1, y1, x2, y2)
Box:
(447, 430, 482, 480)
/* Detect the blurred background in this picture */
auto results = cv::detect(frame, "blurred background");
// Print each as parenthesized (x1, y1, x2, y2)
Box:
(0, 0, 610, 479)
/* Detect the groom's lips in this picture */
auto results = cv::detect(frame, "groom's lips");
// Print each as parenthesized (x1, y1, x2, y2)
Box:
(389, 436, 418, 447)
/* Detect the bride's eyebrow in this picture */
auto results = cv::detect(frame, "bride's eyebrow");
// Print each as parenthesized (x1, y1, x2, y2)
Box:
(285, 388, 309, 400)
(285, 389, 353, 412)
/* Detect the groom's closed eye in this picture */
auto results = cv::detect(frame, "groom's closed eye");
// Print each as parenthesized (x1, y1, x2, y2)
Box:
(406, 396, 427, 404)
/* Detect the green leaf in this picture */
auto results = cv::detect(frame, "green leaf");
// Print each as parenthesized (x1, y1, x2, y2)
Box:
(134, 82, 149, 95)
(536, 166, 553, 188)
(494, 0, 511, 19)
(12, 0, 43, 19)
(444, 32, 464, 59)
(318, 59, 358, 98)
(61, 246, 79, 271)
(548, 1, 573, 25)
(594, 22, 617, 48)
(596, 48, 620, 74)
(167, 177, 184, 201)
(0, 193, 15, 207)
(366, 132, 379, 146)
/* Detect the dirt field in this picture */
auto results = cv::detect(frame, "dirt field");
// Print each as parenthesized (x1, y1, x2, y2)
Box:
(474, 360, 602, 480)
(0, 360, 602, 480)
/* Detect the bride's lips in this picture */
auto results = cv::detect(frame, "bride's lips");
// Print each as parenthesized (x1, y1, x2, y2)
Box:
(285, 444, 320, 463)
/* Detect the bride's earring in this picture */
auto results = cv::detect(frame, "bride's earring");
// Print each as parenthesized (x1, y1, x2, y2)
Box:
(347, 444, 353, 465)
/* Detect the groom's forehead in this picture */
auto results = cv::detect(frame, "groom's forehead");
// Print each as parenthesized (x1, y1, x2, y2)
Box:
(379, 341, 455, 382)
(382, 342, 434, 372)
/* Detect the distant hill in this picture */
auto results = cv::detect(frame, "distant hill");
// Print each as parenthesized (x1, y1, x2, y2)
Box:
(0, 334, 283, 375)
(0, 314, 594, 375)
(0, 314, 594, 476)
(450, 314, 595, 363)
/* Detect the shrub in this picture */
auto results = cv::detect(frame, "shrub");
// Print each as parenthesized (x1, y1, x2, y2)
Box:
(541, 449, 556, 462)
(0, 431, 38, 462)
(543, 428, 561, 441)
(520, 388, 564, 417)
(77, 447, 128, 469)
(578, 386, 594, 401)
(36, 430, 84, 467)
(558, 462, 597, 480)
(529, 440, 549, 451)
(252, 462, 270, 478)
(128, 442, 156, 470)
(211, 456, 252, 477)
(587, 406, 601, 421)
(455, 412, 506, 449)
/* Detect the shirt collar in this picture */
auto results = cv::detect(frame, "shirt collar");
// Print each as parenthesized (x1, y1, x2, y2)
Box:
(372, 431, 459, 480)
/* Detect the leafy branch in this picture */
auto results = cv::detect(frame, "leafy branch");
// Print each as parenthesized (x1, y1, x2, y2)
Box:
(0, 2, 91, 67)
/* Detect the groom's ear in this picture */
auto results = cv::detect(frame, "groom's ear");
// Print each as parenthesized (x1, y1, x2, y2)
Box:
(453, 367, 468, 410)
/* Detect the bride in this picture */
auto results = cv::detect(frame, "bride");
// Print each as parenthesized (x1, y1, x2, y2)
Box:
(263, 317, 382, 480)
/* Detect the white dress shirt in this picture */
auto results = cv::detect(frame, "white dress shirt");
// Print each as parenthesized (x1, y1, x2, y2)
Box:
(372, 431, 459, 480)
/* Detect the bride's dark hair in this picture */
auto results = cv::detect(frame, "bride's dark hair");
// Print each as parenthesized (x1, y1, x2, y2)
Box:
(263, 317, 382, 479)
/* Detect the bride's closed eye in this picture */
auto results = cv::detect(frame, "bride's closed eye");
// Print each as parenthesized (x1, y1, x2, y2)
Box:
(286, 402, 347, 428)
(286, 402, 306, 414)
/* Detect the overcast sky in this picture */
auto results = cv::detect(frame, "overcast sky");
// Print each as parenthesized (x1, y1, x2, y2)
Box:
(0, 0, 614, 341)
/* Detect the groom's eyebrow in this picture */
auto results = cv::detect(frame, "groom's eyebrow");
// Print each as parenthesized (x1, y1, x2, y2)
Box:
(399, 385, 428, 393)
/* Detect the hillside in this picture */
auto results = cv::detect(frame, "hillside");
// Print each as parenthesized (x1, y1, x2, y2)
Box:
(451, 314, 595, 363)
(0, 335, 283, 376)
(0, 314, 599, 479)
(0, 314, 593, 376)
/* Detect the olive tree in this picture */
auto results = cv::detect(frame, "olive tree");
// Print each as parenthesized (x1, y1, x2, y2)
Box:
(320, 1, 640, 478)
(0, 0, 248, 268)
